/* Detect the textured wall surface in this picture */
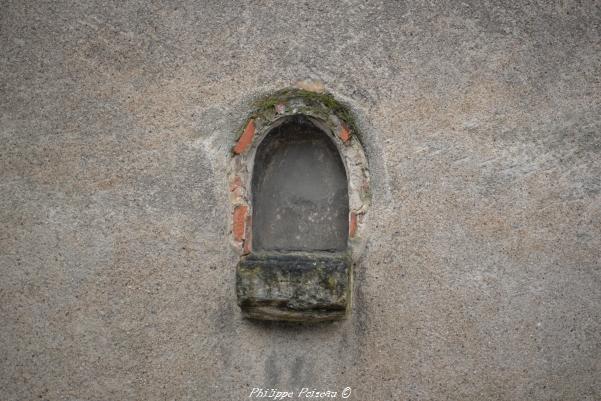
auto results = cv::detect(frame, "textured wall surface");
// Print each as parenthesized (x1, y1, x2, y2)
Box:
(1, 1, 600, 400)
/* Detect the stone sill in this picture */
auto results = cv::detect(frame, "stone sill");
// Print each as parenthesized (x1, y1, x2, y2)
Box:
(236, 252, 351, 322)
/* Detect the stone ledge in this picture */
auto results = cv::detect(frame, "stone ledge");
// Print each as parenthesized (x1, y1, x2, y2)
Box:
(236, 252, 351, 322)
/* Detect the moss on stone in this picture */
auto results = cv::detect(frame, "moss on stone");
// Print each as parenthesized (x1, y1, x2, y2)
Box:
(236, 252, 351, 321)
(249, 88, 361, 140)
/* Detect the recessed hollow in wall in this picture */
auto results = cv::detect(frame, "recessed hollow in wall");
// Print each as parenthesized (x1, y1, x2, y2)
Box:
(229, 88, 371, 322)
(252, 115, 349, 253)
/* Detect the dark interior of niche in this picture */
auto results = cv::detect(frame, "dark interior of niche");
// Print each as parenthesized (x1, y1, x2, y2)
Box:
(251, 116, 349, 252)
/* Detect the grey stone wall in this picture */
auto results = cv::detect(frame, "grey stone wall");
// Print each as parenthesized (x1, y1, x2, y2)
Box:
(1, 1, 599, 400)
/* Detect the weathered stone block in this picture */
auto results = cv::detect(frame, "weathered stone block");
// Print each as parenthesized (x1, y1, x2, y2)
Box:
(236, 253, 351, 322)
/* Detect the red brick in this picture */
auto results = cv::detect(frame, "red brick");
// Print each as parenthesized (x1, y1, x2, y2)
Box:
(349, 212, 358, 238)
(339, 124, 350, 142)
(233, 119, 255, 154)
(233, 205, 248, 241)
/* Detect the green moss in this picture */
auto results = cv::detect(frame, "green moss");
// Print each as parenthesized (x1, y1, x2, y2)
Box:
(250, 88, 361, 139)
(234, 88, 364, 148)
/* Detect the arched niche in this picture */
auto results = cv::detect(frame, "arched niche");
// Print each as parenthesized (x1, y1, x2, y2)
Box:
(228, 89, 370, 322)
(252, 115, 349, 253)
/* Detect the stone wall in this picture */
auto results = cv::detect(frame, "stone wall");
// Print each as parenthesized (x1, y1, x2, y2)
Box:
(1, 1, 600, 400)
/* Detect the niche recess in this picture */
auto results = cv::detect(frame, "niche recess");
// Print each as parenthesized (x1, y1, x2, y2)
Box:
(253, 116, 348, 252)
(229, 89, 370, 322)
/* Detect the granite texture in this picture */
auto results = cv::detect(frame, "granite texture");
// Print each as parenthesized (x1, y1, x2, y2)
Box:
(1, 1, 600, 400)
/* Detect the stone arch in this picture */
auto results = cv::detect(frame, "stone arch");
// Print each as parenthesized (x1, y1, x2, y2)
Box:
(229, 89, 370, 260)
(228, 88, 370, 321)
